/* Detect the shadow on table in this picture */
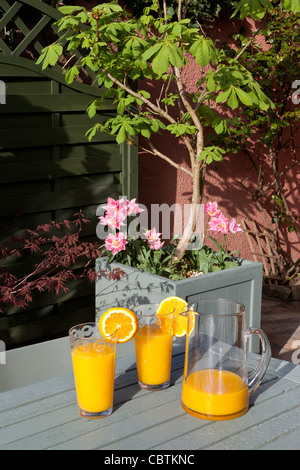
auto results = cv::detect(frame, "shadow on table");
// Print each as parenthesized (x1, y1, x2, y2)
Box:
(249, 359, 299, 406)
(113, 341, 186, 410)
(113, 363, 140, 409)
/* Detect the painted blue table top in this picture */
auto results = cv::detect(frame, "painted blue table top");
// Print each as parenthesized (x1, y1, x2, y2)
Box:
(0, 339, 300, 450)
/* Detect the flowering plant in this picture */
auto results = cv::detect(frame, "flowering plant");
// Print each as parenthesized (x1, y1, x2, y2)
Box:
(99, 197, 243, 280)
(201, 201, 243, 274)
(98, 197, 167, 276)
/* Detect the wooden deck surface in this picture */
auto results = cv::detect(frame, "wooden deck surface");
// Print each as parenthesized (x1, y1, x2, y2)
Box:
(261, 295, 300, 363)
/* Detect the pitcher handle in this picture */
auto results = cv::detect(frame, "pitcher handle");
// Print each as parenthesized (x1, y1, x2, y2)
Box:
(244, 327, 272, 395)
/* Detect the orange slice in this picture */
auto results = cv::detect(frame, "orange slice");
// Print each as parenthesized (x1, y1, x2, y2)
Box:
(156, 296, 189, 337)
(98, 307, 138, 343)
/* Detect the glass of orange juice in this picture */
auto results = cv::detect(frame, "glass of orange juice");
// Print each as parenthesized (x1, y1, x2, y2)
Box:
(69, 322, 116, 419)
(133, 304, 174, 391)
(181, 299, 271, 421)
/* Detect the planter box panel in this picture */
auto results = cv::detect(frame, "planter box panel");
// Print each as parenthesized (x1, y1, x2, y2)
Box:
(95, 258, 263, 353)
(96, 263, 176, 311)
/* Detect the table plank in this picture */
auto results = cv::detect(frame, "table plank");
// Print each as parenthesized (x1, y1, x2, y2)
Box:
(96, 378, 300, 451)
(260, 427, 300, 450)
(0, 344, 300, 450)
(0, 351, 183, 450)
(169, 384, 300, 451)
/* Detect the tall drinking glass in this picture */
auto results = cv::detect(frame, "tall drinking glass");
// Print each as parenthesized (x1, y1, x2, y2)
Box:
(181, 299, 271, 421)
(69, 322, 116, 418)
(133, 304, 174, 390)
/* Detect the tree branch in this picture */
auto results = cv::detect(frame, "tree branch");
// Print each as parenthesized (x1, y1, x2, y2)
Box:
(235, 20, 266, 62)
(101, 68, 176, 125)
(139, 141, 193, 177)
(178, 0, 183, 21)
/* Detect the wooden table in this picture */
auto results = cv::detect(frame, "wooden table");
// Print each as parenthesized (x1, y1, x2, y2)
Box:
(1, 338, 300, 451)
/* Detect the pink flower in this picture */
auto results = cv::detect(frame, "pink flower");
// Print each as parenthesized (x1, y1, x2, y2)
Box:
(105, 232, 127, 255)
(145, 228, 164, 250)
(126, 198, 144, 216)
(99, 197, 128, 230)
(101, 197, 122, 212)
(204, 201, 221, 218)
(208, 214, 229, 234)
(149, 239, 164, 250)
(99, 211, 126, 230)
(100, 197, 144, 228)
(229, 219, 243, 233)
(102, 197, 128, 216)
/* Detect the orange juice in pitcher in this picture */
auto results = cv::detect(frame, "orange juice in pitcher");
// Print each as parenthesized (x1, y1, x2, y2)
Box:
(182, 369, 249, 420)
(181, 299, 271, 421)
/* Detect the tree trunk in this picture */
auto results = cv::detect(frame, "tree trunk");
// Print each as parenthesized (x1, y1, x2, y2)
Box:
(170, 159, 203, 263)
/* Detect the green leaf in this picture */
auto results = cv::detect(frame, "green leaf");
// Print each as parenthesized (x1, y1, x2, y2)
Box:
(85, 123, 101, 142)
(138, 90, 151, 99)
(117, 100, 125, 114)
(196, 38, 209, 67)
(86, 100, 100, 118)
(58, 5, 83, 14)
(216, 87, 232, 104)
(123, 36, 148, 58)
(231, 0, 272, 20)
(235, 87, 254, 106)
(190, 37, 217, 67)
(142, 42, 163, 62)
(197, 249, 210, 274)
(104, 76, 114, 89)
(167, 42, 184, 68)
(228, 88, 239, 109)
(116, 126, 127, 144)
(248, 82, 275, 110)
(198, 146, 226, 163)
(166, 123, 196, 137)
(65, 66, 79, 84)
(145, 39, 185, 76)
(141, 127, 152, 138)
(224, 261, 238, 269)
(209, 236, 223, 253)
(206, 73, 217, 92)
(282, 0, 300, 13)
(216, 85, 251, 110)
(212, 118, 228, 135)
(152, 43, 170, 75)
(36, 44, 63, 70)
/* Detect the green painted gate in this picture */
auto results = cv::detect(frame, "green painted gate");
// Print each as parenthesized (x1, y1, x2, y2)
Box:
(0, 0, 138, 348)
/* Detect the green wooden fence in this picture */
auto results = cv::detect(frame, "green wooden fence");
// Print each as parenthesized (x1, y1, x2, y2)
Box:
(0, 0, 138, 349)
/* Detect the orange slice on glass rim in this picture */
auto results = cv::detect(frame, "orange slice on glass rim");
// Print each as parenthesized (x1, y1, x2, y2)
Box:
(156, 296, 190, 337)
(98, 307, 138, 343)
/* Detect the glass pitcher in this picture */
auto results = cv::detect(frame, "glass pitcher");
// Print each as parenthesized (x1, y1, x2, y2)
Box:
(181, 298, 271, 421)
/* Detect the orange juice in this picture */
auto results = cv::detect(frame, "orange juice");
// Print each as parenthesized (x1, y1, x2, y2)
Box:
(182, 369, 249, 420)
(134, 324, 173, 386)
(71, 341, 116, 415)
